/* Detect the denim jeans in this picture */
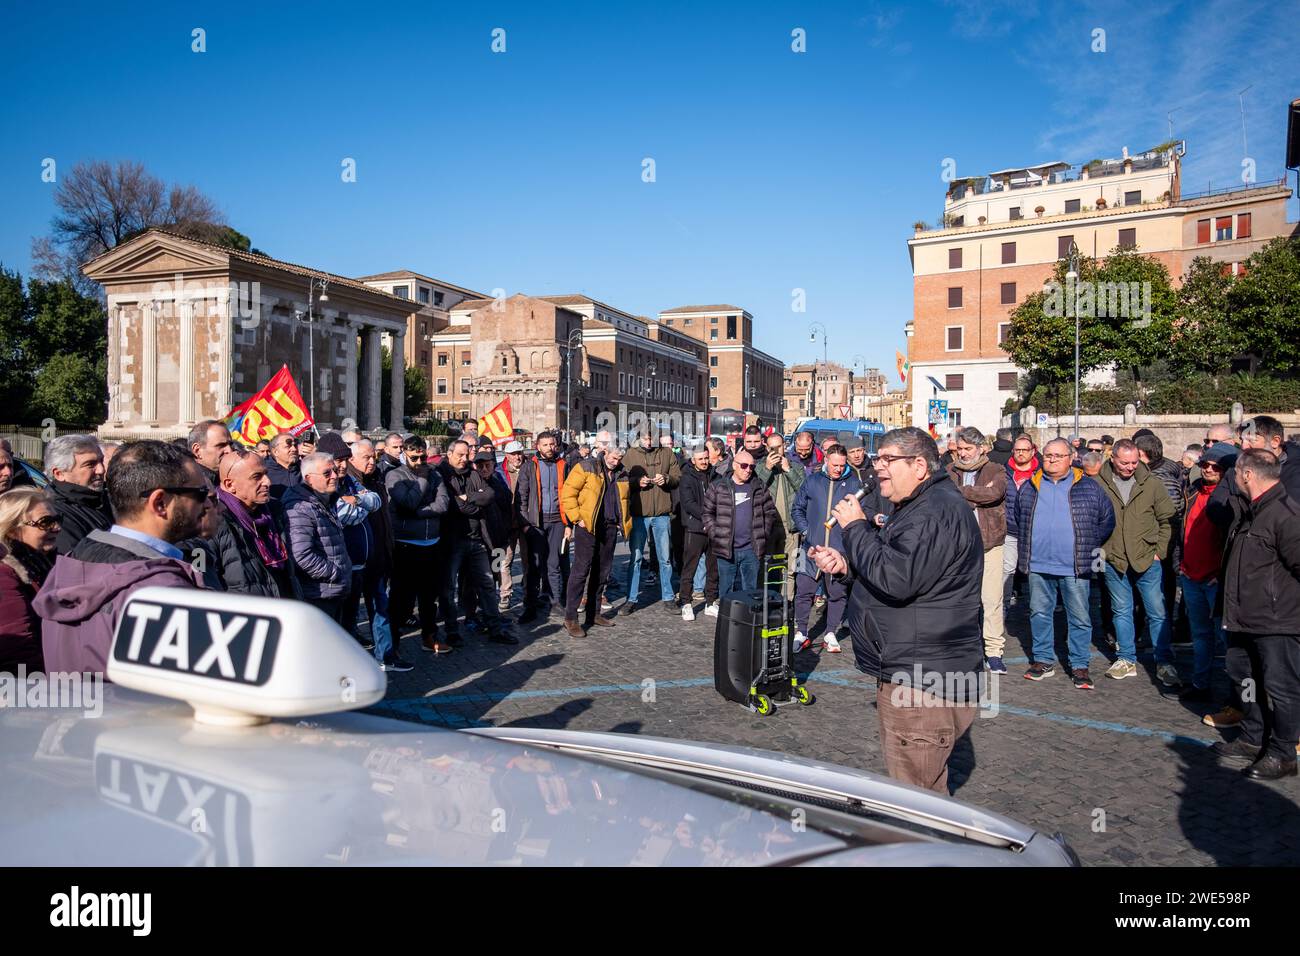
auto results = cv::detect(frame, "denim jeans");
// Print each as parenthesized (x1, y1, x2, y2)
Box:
(1028, 572, 1093, 671)
(363, 572, 394, 663)
(718, 546, 758, 596)
(1179, 574, 1225, 689)
(1105, 561, 1171, 664)
(627, 515, 674, 603)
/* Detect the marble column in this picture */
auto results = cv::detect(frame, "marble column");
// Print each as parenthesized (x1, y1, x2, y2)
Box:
(178, 299, 196, 424)
(389, 328, 406, 429)
(343, 318, 360, 428)
(364, 326, 382, 431)
(142, 303, 159, 424)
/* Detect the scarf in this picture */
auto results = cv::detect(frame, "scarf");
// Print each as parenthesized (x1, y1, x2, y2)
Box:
(951, 453, 989, 473)
(1011, 455, 1039, 486)
(1, 538, 54, 587)
(217, 489, 289, 569)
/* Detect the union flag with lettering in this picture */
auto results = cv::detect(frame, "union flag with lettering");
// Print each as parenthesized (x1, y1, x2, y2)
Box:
(478, 397, 514, 445)
(222, 365, 316, 446)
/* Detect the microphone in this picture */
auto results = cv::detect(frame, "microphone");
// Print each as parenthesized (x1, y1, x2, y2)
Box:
(824, 487, 869, 530)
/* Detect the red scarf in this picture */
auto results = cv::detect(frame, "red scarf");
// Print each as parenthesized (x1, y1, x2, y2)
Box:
(1010, 455, 1039, 487)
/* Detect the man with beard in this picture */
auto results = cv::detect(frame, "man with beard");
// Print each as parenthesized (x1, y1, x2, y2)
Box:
(35, 441, 210, 675)
(516, 430, 571, 623)
(560, 444, 630, 637)
(438, 439, 516, 645)
(44, 435, 113, 555)
(386, 435, 451, 655)
(496, 441, 528, 612)
(755, 432, 807, 605)
(945, 427, 1008, 673)
(265, 433, 302, 498)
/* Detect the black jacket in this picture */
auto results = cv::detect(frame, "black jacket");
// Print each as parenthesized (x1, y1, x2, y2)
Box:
(376, 452, 403, 480)
(1222, 483, 1300, 636)
(386, 463, 450, 543)
(48, 480, 113, 556)
(840, 473, 985, 702)
(437, 461, 503, 547)
(988, 439, 1013, 467)
(197, 499, 301, 598)
(678, 464, 715, 533)
(702, 475, 777, 562)
(264, 458, 301, 499)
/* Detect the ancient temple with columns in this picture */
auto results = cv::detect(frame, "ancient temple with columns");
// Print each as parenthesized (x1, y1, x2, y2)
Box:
(83, 230, 417, 439)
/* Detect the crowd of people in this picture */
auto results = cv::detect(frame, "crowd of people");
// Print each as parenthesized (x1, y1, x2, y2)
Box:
(0, 411, 1298, 792)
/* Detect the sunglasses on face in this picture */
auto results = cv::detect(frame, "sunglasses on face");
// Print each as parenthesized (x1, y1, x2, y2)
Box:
(151, 486, 216, 503)
(23, 515, 62, 531)
(1201, 461, 1221, 471)
(734, 462, 753, 470)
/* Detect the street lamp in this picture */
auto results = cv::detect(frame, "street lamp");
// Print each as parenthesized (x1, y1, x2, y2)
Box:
(809, 322, 828, 418)
(643, 361, 656, 432)
(1066, 241, 1080, 441)
(562, 328, 583, 442)
(301, 277, 329, 418)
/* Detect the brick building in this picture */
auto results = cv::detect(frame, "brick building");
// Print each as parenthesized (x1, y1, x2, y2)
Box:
(656, 304, 784, 427)
(906, 142, 1295, 433)
(83, 230, 417, 439)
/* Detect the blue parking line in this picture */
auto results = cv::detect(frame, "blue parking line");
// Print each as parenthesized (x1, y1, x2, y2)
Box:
(371, 664, 1217, 746)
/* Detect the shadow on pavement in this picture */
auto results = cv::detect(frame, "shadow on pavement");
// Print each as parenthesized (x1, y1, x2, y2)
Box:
(500, 697, 595, 730)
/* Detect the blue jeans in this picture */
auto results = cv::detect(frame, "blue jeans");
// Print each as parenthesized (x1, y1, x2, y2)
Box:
(627, 515, 674, 602)
(692, 550, 706, 593)
(718, 546, 758, 596)
(1180, 574, 1225, 689)
(1029, 572, 1093, 670)
(1105, 562, 1172, 664)
(363, 573, 394, 663)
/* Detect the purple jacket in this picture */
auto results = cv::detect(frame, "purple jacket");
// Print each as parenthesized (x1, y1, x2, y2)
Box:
(33, 529, 204, 676)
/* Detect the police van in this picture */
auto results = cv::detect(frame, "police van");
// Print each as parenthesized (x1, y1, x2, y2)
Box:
(788, 418, 888, 453)
(0, 588, 1077, 867)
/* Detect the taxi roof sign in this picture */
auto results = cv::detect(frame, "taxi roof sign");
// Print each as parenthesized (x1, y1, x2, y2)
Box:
(108, 587, 386, 726)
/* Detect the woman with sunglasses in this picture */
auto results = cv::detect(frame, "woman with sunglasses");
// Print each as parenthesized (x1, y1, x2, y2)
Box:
(0, 487, 60, 672)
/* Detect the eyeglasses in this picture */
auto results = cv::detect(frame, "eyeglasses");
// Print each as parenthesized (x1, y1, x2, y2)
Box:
(151, 486, 216, 502)
(873, 454, 917, 466)
(1200, 461, 1221, 471)
(22, 515, 62, 531)
(1043, 453, 1071, 461)
(734, 462, 754, 470)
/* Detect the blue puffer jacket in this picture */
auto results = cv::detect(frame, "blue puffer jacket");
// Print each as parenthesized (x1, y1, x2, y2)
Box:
(791, 468, 864, 557)
(1013, 467, 1116, 578)
(281, 483, 353, 599)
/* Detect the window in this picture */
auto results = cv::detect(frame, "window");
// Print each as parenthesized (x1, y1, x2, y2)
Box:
(1064, 199, 1080, 214)
(710, 356, 718, 367)
(461, 379, 470, 394)
(998, 371, 1017, 390)
(436, 378, 448, 395)
(619, 372, 625, 394)
(434, 291, 444, 306)
(1197, 219, 1211, 244)
(948, 248, 962, 269)
(1118, 227, 1136, 250)
(461, 351, 471, 366)
(1009, 206, 1021, 220)
(1000, 282, 1016, 305)
(998, 322, 1011, 345)
(419, 321, 428, 336)
(727, 315, 737, 339)
(946, 326, 963, 351)
(663, 318, 673, 326)
(798, 398, 805, 411)
(710, 329, 718, 340)
(948, 287, 962, 308)
(947, 408, 962, 428)
(684, 318, 693, 326)
(421, 350, 429, 365)
(945, 374, 964, 391)
(1058, 235, 1074, 259)
(710, 397, 718, 409)
(1216, 216, 1233, 241)
(437, 353, 448, 366)
(501, 355, 508, 373)
(950, 216, 964, 227)
(710, 376, 718, 389)
(418, 287, 430, 304)
(393, 285, 410, 299)
(1238, 212, 1252, 239)
(710, 316, 718, 324)
(1124, 190, 1141, 206)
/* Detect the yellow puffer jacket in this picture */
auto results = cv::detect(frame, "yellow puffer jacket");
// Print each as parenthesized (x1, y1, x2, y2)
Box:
(561, 459, 632, 539)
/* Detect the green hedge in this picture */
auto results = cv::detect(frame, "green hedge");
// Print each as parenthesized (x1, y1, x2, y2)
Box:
(1014, 374, 1300, 417)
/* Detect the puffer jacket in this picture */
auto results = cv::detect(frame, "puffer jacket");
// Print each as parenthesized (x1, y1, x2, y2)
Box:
(385, 463, 450, 542)
(34, 529, 204, 676)
(702, 475, 777, 562)
(946, 456, 1007, 551)
(201, 499, 300, 598)
(840, 473, 984, 702)
(560, 458, 632, 539)
(280, 484, 352, 599)
(1097, 461, 1176, 574)
(48, 480, 113, 556)
(623, 445, 680, 518)
(1147, 456, 1187, 523)
(438, 461, 504, 547)
(1222, 483, 1300, 636)
(264, 457, 301, 499)
(1014, 468, 1116, 578)
(678, 464, 715, 534)
(516, 454, 569, 527)
(791, 467, 864, 558)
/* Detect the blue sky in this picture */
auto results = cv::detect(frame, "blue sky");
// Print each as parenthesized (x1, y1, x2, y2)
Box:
(1, 0, 1295, 385)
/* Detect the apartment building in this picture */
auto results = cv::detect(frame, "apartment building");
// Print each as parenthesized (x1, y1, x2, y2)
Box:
(906, 142, 1294, 433)
(656, 304, 784, 425)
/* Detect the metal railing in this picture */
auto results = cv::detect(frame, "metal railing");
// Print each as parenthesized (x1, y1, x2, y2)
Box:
(1178, 177, 1288, 203)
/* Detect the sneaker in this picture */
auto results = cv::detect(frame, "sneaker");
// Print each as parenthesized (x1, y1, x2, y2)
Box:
(1156, 663, 1183, 688)
(380, 656, 414, 673)
(601, 600, 614, 612)
(1106, 659, 1138, 680)
(421, 636, 454, 655)
(823, 634, 842, 653)
(703, 601, 720, 618)
(1071, 668, 1094, 690)
(793, 632, 810, 653)
(681, 604, 695, 622)
(1024, 662, 1056, 681)
(986, 656, 1007, 674)
(1202, 706, 1244, 728)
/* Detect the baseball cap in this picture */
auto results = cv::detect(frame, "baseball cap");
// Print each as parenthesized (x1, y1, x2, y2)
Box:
(315, 432, 351, 460)
(473, 449, 496, 463)
(503, 441, 524, 454)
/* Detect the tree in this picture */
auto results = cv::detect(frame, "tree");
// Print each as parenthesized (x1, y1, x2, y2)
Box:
(1169, 256, 1243, 375)
(31, 353, 106, 425)
(376, 345, 431, 427)
(1233, 237, 1300, 376)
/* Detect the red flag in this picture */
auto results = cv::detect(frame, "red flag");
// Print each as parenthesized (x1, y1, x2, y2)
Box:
(223, 365, 315, 446)
(478, 397, 513, 444)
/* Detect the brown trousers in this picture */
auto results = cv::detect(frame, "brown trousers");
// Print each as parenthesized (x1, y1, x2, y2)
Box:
(876, 682, 977, 793)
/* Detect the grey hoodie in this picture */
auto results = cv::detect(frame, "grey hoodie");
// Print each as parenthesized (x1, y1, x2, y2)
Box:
(33, 529, 204, 676)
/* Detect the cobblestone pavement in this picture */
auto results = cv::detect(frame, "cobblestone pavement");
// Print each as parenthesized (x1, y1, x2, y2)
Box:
(365, 547, 1300, 867)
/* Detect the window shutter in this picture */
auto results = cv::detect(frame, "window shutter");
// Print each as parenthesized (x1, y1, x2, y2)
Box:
(1238, 213, 1252, 239)
(1197, 219, 1211, 243)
